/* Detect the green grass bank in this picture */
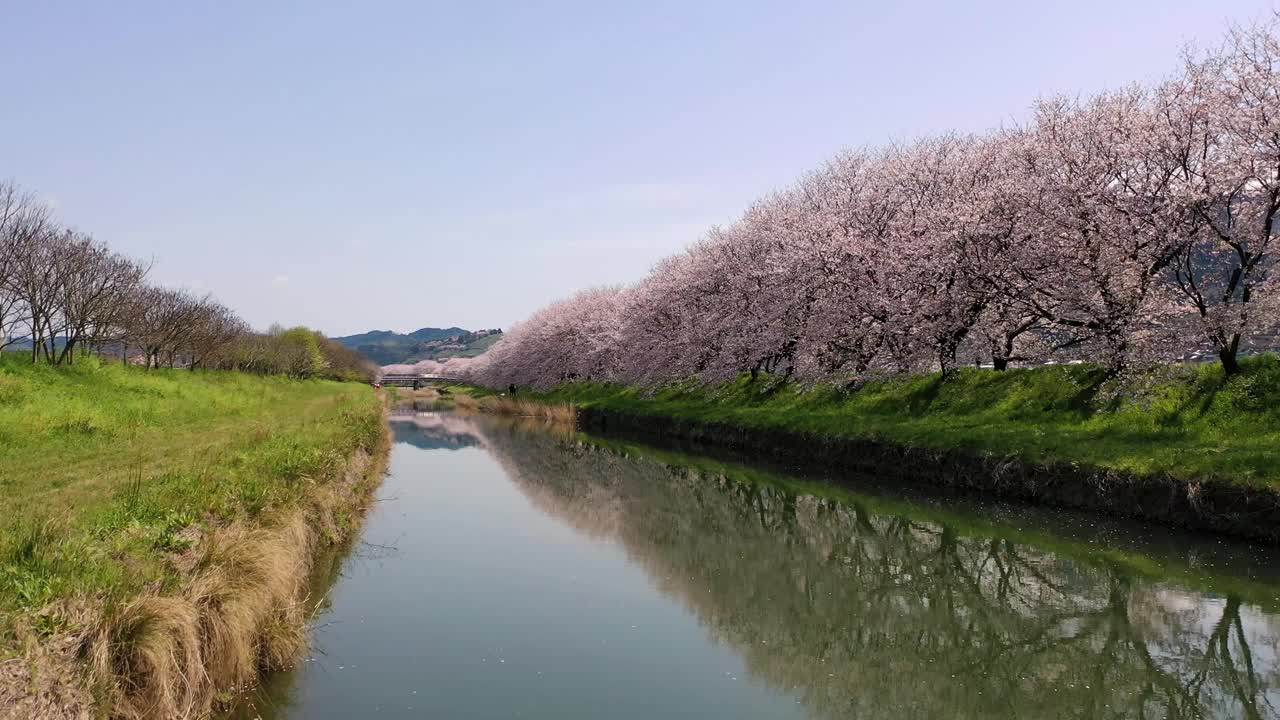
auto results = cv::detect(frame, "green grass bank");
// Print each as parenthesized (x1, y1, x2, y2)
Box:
(539, 356, 1280, 485)
(465, 356, 1280, 539)
(0, 354, 388, 719)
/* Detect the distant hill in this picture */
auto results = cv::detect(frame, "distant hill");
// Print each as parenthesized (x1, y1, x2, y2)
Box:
(3, 337, 67, 352)
(408, 327, 470, 342)
(331, 327, 502, 365)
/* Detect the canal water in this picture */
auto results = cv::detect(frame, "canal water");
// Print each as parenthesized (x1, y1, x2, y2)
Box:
(229, 409, 1280, 719)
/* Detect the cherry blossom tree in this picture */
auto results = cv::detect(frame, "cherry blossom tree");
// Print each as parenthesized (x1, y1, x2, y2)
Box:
(1006, 90, 1191, 373)
(476, 286, 625, 390)
(476, 20, 1280, 390)
(1162, 21, 1280, 374)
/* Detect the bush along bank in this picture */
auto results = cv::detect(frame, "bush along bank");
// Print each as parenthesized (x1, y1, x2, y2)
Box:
(517, 357, 1280, 543)
(0, 357, 390, 719)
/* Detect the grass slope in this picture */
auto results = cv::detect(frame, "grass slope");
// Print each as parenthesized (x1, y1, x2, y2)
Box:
(527, 355, 1280, 487)
(0, 353, 383, 629)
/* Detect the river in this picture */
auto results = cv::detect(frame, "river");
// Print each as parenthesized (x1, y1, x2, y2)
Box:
(227, 407, 1280, 719)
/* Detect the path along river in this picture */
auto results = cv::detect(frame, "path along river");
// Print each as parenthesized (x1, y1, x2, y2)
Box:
(228, 406, 1280, 719)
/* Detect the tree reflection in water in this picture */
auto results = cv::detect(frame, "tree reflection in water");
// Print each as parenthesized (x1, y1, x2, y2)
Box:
(461, 416, 1280, 720)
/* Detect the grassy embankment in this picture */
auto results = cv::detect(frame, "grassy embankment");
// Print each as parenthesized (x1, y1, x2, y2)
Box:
(462, 355, 1280, 488)
(0, 354, 387, 718)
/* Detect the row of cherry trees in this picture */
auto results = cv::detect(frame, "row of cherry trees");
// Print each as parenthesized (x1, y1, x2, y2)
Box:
(0, 181, 373, 380)
(381, 357, 475, 377)
(470, 22, 1280, 390)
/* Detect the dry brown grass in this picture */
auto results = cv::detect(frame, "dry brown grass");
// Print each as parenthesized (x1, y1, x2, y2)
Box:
(63, 432, 389, 720)
(85, 597, 203, 718)
(449, 391, 481, 411)
(0, 627, 93, 720)
(409, 387, 577, 424)
(81, 519, 312, 718)
(475, 395, 578, 423)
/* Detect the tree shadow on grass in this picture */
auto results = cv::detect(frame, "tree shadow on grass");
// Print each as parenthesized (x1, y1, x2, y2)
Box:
(1067, 369, 1111, 414)
(1166, 374, 1228, 425)
(904, 375, 947, 416)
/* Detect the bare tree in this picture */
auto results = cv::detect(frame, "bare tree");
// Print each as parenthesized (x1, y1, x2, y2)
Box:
(5, 208, 60, 362)
(187, 299, 247, 370)
(52, 233, 147, 364)
(0, 181, 32, 350)
(121, 286, 194, 369)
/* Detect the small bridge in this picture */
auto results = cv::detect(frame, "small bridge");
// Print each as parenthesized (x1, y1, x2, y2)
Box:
(378, 373, 466, 388)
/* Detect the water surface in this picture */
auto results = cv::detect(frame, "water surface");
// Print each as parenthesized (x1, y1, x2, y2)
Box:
(229, 409, 1280, 719)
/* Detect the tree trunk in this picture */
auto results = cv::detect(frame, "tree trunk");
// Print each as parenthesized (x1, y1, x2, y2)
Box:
(938, 345, 958, 379)
(993, 356, 1009, 372)
(1220, 343, 1241, 376)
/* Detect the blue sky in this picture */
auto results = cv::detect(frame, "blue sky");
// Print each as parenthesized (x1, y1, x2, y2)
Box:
(2, 1, 1275, 336)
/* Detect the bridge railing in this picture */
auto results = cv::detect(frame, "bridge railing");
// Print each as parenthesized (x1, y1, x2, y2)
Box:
(376, 374, 466, 386)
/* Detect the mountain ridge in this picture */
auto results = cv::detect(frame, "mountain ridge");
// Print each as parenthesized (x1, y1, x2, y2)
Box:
(331, 327, 501, 365)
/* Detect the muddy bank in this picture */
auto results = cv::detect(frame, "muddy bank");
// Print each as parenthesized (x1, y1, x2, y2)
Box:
(578, 407, 1280, 544)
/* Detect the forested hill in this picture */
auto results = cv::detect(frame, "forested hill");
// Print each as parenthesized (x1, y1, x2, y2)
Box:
(332, 327, 502, 365)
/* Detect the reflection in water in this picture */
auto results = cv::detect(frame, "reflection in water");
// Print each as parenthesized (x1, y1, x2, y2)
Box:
(477, 420, 1280, 720)
(228, 412, 1280, 720)
(388, 405, 484, 450)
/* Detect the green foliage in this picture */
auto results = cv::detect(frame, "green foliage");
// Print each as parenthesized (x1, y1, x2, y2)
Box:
(275, 326, 328, 378)
(535, 356, 1280, 486)
(1216, 354, 1280, 412)
(207, 327, 376, 382)
(0, 354, 383, 623)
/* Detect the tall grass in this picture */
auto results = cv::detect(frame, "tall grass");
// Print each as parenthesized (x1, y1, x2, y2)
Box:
(475, 395, 578, 422)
